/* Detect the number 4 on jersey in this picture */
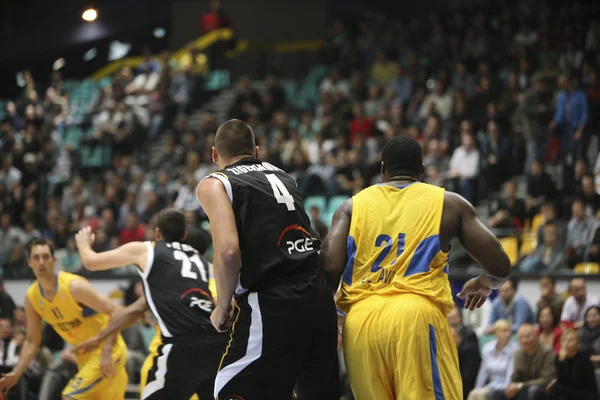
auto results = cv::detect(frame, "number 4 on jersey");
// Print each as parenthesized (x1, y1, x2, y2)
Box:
(266, 174, 295, 211)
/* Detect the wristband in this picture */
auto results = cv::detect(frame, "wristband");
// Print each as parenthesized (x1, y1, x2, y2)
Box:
(481, 272, 508, 289)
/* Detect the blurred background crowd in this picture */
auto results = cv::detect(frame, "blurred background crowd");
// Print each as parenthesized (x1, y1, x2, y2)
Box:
(1, 0, 600, 398)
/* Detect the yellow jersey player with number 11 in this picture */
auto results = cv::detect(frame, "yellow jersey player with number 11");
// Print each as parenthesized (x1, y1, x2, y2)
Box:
(322, 135, 512, 400)
(0, 238, 128, 400)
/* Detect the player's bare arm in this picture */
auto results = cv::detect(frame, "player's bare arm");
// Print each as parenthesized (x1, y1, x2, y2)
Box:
(197, 177, 241, 333)
(0, 295, 42, 393)
(321, 199, 353, 293)
(69, 278, 123, 377)
(76, 295, 149, 354)
(442, 192, 512, 310)
(75, 226, 147, 271)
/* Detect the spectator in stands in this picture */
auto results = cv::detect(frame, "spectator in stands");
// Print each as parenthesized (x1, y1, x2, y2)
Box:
(536, 276, 565, 320)
(419, 81, 454, 121)
(480, 120, 512, 196)
(581, 175, 600, 216)
(387, 64, 413, 105)
(546, 329, 598, 400)
(549, 73, 589, 159)
(0, 279, 16, 319)
(588, 220, 600, 263)
(468, 320, 518, 400)
(309, 206, 328, 240)
(520, 224, 568, 273)
(451, 325, 481, 400)
(348, 104, 373, 145)
(200, 0, 230, 33)
(565, 199, 596, 267)
(13, 307, 25, 330)
(0, 214, 24, 263)
(487, 279, 534, 334)
(536, 306, 562, 355)
(561, 278, 600, 328)
(536, 202, 566, 248)
(504, 324, 555, 400)
(119, 213, 145, 245)
(579, 306, 600, 369)
(526, 159, 557, 219)
(487, 180, 526, 230)
(448, 305, 479, 348)
(228, 76, 262, 120)
(449, 132, 480, 203)
(370, 51, 396, 87)
(513, 76, 545, 172)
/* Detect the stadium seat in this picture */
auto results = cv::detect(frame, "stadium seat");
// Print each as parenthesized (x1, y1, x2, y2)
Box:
(499, 236, 519, 266)
(528, 213, 544, 234)
(304, 196, 327, 216)
(327, 195, 349, 216)
(519, 233, 537, 256)
(574, 262, 600, 274)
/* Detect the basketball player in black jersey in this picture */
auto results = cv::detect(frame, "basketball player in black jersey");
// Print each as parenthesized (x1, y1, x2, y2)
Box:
(197, 119, 340, 400)
(74, 209, 226, 400)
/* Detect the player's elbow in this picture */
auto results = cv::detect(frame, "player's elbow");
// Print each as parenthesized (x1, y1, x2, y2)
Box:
(218, 244, 241, 265)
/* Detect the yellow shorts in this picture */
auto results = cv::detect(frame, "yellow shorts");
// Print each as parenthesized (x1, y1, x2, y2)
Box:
(343, 294, 462, 400)
(62, 341, 128, 399)
(140, 352, 199, 400)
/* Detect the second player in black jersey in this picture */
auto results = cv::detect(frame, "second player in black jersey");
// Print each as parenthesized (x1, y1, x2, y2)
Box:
(197, 119, 340, 400)
(75, 209, 226, 400)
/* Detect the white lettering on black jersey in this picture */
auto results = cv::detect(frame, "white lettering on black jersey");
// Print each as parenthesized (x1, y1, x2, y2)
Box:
(139, 240, 217, 338)
(201, 158, 320, 294)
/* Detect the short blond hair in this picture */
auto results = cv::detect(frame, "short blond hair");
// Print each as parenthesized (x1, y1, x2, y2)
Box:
(492, 319, 511, 332)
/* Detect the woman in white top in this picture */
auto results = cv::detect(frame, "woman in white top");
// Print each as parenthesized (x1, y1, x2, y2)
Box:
(468, 320, 519, 400)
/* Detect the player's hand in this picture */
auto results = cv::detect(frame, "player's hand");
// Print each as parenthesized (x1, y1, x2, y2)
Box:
(0, 372, 20, 394)
(457, 276, 493, 311)
(74, 336, 101, 354)
(75, 226, 95, 249)
(99, 351, 115, 378)
(211, 305, 233, 333)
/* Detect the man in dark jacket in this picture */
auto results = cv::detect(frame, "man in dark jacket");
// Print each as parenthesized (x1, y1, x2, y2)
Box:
(451, 325, 481, 400)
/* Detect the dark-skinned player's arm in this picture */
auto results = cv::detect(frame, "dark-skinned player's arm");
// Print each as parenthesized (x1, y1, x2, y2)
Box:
(197, 178, 242, 333)
(0, 296, 42, 393)
(321, 199, 352, 294)
(70, 278, 124, 377)
(451, 192, 512, 310)
(75, 295, 149, 355)
(75, 226, 148, 272)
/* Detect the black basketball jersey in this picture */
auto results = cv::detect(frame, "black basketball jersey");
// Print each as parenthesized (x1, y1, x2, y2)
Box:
(139, 240, 217, 339)
(205, 158, 320, 294)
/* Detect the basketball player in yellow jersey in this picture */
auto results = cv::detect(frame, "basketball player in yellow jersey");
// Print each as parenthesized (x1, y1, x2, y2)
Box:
(322, 135, 512, 400)
(0, 238, 128, 399)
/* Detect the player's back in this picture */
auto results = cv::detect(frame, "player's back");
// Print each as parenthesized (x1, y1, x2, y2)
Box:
(206, 157, 319, 293)
(337, 182, 454, 315)
(27, 271, 116, 347)
(141, 240, 217, 339)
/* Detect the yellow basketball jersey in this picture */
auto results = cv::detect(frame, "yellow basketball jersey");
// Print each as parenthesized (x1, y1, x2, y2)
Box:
(27, 271, 119, 347)
(337, 182, 453, 315)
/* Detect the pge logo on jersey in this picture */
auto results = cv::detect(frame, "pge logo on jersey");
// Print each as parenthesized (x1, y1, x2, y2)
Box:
(180, 287, 214, 313)
(277, 224, 317, 254)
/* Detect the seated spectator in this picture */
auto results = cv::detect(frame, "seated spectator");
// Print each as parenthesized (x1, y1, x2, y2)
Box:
(561, 278, 600, 329)
(0, 278, 16, 319)
(449, 133, 480, 204)
(468, 320, 519, 400)
(519, 223, 568, 273)
(579, 306, 600, 369)
(119, 213, 145, 245)
(480, 121, 512, 195)
(581, 175, 600, 217)
(536, 202, 566, 248)
(309, 206, 328, 240)
(487, 279, 534, 334)
(565, 199, 596, 267)
(487, 180, 527, 230)
(448, 305, 479, 347)
(419, 81, 454, 120)
(536, 306, 562, 355)
(546, 329, 598, 400)
(587, 218, 600, 263)
(526, 159, 557, 218)
(370, 51, 396, 87)
(536, 276, 565, 321)
(451, 325, 481, 400)
(504, 324, 555, 400)
(55, 238, 81, 273)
